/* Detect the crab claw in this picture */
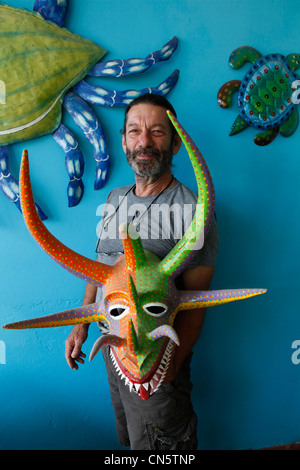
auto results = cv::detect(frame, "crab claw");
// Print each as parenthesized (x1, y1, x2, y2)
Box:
(33, 0, 70, 28)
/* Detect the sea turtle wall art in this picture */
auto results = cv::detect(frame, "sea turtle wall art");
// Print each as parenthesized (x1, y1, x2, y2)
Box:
(217, 45, 300, 146)
(0, 0, 179, 219)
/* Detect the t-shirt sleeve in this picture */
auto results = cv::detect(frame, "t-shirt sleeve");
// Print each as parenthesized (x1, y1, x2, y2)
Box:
(186, 213, 219, 268)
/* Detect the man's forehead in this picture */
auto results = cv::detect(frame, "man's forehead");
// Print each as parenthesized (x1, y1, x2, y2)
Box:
(126, 103, 169, 126)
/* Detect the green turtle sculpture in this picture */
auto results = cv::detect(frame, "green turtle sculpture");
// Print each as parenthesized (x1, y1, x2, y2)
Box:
(217, 45, 300, 145)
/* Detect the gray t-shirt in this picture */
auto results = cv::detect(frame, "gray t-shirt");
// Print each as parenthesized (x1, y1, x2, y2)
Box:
(95, 180, 218, 324)
(96, 180, 218, 268)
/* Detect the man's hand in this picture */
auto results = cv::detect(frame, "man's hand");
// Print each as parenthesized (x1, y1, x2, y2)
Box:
(65, 281, 97, 369)
(65, 324, 89, 370)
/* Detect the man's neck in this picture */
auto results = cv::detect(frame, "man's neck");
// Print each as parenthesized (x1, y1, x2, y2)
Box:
(134, 171, 175, 197)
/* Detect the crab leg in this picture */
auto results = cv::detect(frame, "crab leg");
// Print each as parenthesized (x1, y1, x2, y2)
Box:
(88, 37, 178, 78)
(33, 0, 69, 27)
(63, 91, 110, 190)
(52, 124, 85, 207)
(73, 70, 179, 107)
(0, 146, 21, 213)
(0, 146, 47, 220)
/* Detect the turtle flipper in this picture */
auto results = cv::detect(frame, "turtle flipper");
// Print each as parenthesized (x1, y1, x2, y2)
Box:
(217, 80, 241, 108)
(286, 53, 300, 72)
(229, 46, 262, 69)
(254, 127, 279, 146)
(229, 115, 249, 135)
(279, 108, 299, 137)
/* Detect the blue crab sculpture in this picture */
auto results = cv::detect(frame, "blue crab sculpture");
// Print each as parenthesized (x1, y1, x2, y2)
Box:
(0, 0, 179, 220)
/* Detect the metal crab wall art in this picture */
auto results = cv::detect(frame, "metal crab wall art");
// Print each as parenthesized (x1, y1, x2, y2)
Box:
(0, 0, 179, 219)
(217, 45, 300, 145)
(3, 112, 267, 400)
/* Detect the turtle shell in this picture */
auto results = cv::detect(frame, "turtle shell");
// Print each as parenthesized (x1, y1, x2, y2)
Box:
(237, 54, 298, 130)
(0, 3, 107, 145)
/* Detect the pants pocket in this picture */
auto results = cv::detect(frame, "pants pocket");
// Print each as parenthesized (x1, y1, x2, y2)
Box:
(146, 410, 198, 450)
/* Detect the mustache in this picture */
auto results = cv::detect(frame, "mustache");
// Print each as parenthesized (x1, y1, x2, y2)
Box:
(131, 147, 161, 159)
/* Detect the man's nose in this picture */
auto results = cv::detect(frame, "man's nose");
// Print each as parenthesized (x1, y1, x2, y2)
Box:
(138, 129, 153, 147)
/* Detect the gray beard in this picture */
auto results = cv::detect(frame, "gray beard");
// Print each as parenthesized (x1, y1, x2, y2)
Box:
(126, 147, 173, 179)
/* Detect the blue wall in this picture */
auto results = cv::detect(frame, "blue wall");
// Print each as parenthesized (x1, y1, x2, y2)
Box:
(1, 0, 300, 450)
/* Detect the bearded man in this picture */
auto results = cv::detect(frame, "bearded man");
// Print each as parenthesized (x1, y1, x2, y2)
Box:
(65, 93, 218, 450)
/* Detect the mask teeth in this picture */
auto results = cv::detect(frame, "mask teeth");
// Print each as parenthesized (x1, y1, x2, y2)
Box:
(110, 340, 175, 398)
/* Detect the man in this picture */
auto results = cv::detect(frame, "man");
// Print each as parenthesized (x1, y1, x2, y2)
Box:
(65, 94, 218, 450)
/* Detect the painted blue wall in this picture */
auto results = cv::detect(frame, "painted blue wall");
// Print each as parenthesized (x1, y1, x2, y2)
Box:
(1, 0, 300, 450)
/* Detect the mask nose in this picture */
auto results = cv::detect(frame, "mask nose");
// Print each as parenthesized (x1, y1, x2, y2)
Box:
(125, 316, 154, 371)
(127, 318, 140, 357)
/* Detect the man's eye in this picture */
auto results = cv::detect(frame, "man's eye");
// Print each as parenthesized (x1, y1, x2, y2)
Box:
(152, 130, 164, 136)
(109, 304, 129, 319)
(128, 129, 139, 134)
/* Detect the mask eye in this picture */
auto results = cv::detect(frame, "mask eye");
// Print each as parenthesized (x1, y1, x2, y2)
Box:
(109, 304, 129, 319)
(143, 303, 168, 317)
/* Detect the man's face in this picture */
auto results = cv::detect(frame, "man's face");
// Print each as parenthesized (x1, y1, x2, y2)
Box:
(122, 104, 181, 178)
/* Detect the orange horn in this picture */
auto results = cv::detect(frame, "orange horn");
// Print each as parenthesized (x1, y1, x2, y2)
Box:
(119, 223, 146, 272)
(20, 150, 112, 287)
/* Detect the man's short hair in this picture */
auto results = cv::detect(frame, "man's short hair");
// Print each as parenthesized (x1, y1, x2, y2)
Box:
(122, 93, 177, 137)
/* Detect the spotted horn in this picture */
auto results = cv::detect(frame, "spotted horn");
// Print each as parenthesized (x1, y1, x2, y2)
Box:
(119, 223, 147, 271)
(147, 325, 180, 346)
(19, 150, 112, 287)
(3, 303, 107, 330)
(159, 112, 215, 278)
(177, 288, 267, 310)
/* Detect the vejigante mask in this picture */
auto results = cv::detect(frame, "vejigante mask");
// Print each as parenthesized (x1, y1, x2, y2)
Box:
(3, 112, 266, 400)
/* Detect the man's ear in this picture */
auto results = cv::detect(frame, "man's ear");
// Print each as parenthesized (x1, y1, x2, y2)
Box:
(172, 133, 181, 155)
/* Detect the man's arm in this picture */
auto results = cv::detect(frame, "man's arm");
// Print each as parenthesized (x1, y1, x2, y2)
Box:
(163, 264, 215, 382)
(65, 282, 97, 370)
